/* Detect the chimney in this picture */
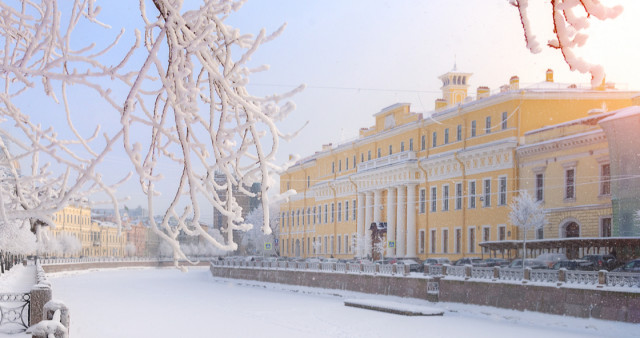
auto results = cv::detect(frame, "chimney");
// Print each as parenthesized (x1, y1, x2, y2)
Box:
(476, 86, 490, 100)
(322, 143, 333, 151)
(500, 85, 510, 93)
(435, 98, 447, 110)
(509, 76, 519, 90)
(546, 69, 554, 82)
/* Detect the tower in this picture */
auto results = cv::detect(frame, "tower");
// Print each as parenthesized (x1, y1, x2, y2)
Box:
(437, 65, 472, 109)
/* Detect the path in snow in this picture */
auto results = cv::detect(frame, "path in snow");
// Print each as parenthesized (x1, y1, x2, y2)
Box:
(46, 267, 638, 338)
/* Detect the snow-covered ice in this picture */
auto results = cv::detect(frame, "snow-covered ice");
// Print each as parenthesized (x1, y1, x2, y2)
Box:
(29, 267, 639, 338)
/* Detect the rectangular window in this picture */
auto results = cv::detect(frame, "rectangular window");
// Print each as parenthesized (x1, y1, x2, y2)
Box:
(485, 116, 491, 134)
(353, 199, 356, 220)
(455, 183, 462, 210)
(324, 204, 328, 223)
(332, 162, 335, 173)
(469, 181, 476, 208)
(345, 235, 349, 253)
(536, 173, 544, 202)
(442, 229, 449, 253)
(337, 202, 342, 222)
(601, 217, 612, 237)
(442, 185, 449, 211)
(409, 138, 414, 151)
(601, 163, 611, 195)
(362, 153, 365, 163)
(345, 201, 349, 221)
(330, 235, 334, 254)
(337, 235, 342, 254)
(566, 169, 575, 199)
(400, 141, 404, 152)
(444, 128, 449, 144)
(307, 176, 310, 188)
(353, 155, 356, 168)
(331, 203, 335, 223)
(499, 225, 506, 241)
(377, 148, 381, 158)
(419, 230, 425, 254)
(389, 144, 393, 155)
(431, 186, 437, 212)
(324, 236, 328, 254)
(471, 120, 476, 137)
(502, 111, 508, 130)
(368, 151, 371, 161)
(484, 179, 491, 207)
(432, 132, 437, 147)
(421, 135, 426, 150)
(455, 228, 462, 254)
(499, 176, 507, 205)
(419, 188, 426, 213)
(308, 238, 311, 255)
(536, 227, 544, 240)
(346, 157, 348, 170)
(457, 124, 462, 141)
(483, 227, 490, 253)
(469, 228, 476, 253)
(338, 160, 342, 172)
(430, 229, 437, 254)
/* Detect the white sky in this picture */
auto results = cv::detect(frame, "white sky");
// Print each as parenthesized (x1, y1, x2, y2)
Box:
(9, 0, 640, 217)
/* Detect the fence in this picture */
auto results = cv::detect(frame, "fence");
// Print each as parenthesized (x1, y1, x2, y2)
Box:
(212, 260, 640, 290)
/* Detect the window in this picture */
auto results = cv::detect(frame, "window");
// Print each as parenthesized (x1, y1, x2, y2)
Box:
(362, 153, 365, 163)
(377, 148, 381, 158)
(457, 124, 462, 141)
(471, 120, 476, 137)
(353, 155, 356, 169)
(338, 160, 342, 171)
(483, 179, 491, 207)
(389, 144, 393, 155)
(502, 111, 508, 129)
(442, 185, 449, 211)
(499, 225, 506, 241)
(330, 235, 334, 254)
(337, 202, 342, 222)
(353, 199, 356, 220)
(337, 235, 342, 254)
(345, 157, 348, 170)
(483, 227, 490, 253)
(536, 227, 544, 240)
(485, 116, 491, 134)
(332, 162, 335, 173)
(455, 183, 462, 210)
(601, 217, 612, 237)
(469, 228, 476, 253)
(345, 235, 349, 253)
(409, 138, 414, 151)
(419, 188, 426, 213)
(432, 132, 437, 147)
(313, 206, 317, 224)
(323, 236, 327, 254)
(345, 201, 349, 221)
(430, 229, 437, 254)
(499, 176, 507, 205)
(536, 173, 544, 201)
(324, 204, 328, 223)
(421, 135, 426, 150)
(601, 163, 611, 195)
(307, 176, 310, 188)
(331, 203, 335, 223)
(442, 229, 449, 253)
(444, 128, 449, 144)
(469, 181, 476, 208)
(431, 186, 437, 212)
(367, 151, 371, 161)
(419, 230, 425, 254)
(400, 141, 404, 152)
(565, 168, 575, 199)
(455, 228, 462, 253)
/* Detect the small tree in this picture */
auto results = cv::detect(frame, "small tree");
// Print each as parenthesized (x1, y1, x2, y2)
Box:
(508, 191, 546, 267)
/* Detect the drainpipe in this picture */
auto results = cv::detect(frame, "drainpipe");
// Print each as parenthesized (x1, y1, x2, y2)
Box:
(454, 152, 467, 259)
(348, 175, 359, 259)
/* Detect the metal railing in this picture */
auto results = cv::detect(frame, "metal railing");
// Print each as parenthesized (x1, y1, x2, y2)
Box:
(607, 272, 640, 288)
(530, 269, 559, 283)
(0, 293, 30, 332)
(566, 270, 599, 286)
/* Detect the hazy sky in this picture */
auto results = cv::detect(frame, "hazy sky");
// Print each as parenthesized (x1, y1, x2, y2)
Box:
(11, 0, 640, 217)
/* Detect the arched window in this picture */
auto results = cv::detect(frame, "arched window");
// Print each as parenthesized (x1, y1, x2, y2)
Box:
(562, 221, 580, 238)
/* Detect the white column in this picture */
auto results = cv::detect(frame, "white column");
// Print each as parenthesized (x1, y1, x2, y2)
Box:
(356, 192, 365, 258)
(406, 184, 417, 258)
(373, 189, 382, 224)
(396, 185, 406, 257)
(364, 191, 373, 258)
(386, 187, 396, 257)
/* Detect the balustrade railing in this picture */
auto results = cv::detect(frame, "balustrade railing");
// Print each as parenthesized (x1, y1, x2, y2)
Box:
(529, 269, 558, 283)
(470, 267, 493, 280)
(499, 268, 524, 281)
(566, 270, 599, 286)
(447, 266, 466, 278)
(607, 272, 640, 288)
(379, 264, 394, 275)
(362, 264, 377, 274)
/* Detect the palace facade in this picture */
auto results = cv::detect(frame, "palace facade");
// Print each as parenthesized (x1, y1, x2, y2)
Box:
(279, 68, 639, 261)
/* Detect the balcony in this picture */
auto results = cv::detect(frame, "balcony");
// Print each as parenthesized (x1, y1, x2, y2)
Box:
(357, 151, 416, 172)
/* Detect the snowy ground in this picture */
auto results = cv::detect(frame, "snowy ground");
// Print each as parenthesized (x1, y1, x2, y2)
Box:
(15, 267, 630, 338)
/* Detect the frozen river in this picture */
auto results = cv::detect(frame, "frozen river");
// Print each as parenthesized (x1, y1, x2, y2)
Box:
(47, 267, 637, 338)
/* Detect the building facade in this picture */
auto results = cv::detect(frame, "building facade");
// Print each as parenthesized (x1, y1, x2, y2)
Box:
(279, 68, 638, 261)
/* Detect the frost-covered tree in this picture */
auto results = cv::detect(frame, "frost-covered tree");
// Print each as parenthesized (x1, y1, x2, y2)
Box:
(241, 203, 280, 256)
(511, 0, 623, 86)
(508, 191, 546, 264)
(125, 243, 137, 257)
(0, 0, 133, 252)
(121, 0, 302, 266)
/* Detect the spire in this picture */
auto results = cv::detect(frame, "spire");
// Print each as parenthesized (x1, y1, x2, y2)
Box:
(453, 55, 457, 71)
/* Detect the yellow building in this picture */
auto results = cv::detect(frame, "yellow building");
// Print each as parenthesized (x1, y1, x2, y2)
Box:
(279, 68, 638, 261)
(50, 204, 128, 257)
